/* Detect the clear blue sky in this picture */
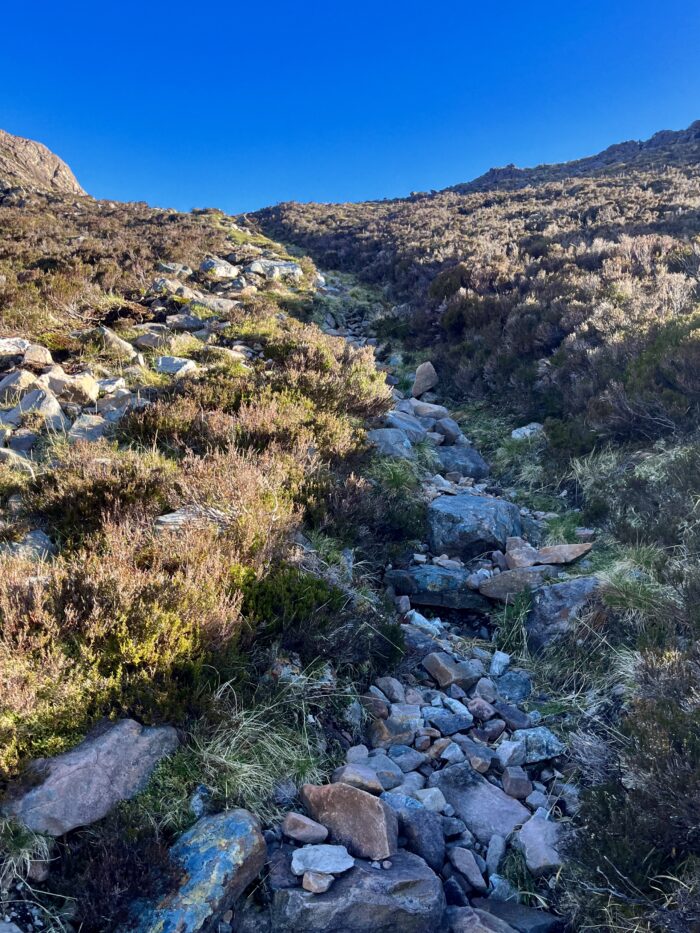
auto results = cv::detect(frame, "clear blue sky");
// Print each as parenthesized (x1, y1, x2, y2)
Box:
(2, 0, 699, 213)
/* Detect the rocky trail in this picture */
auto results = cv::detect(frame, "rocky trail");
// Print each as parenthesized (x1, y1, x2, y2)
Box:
(0, 259, 598, 933)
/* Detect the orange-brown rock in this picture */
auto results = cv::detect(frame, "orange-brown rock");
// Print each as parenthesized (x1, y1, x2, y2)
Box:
(300, 782, 398, 860)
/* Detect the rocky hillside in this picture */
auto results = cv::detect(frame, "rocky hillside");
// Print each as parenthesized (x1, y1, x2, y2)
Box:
(0, 129, 698, 933)
(0, 129, 85, 195)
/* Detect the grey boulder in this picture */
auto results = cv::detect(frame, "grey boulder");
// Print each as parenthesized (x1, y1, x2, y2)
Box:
(428, 493, 523, 560)
(436, 445, 489, 479)
(384, 565, 490, 611)
(366, 428, 413, 459)
(270, 851, 445, 933)
(2, 719, 179, 835)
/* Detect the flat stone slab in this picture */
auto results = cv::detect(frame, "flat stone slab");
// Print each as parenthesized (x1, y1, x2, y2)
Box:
(291, 844, 354, 876)
(427, 763, 530, 844)
(479, 565, 560, 601)
(300, 782, 398, 860)
(3, 719, 179, 835)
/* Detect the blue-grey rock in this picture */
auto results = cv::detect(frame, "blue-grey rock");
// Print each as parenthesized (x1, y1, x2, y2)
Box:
(526, 576, 600, 650)
(428, 493, 522, 560)
(436, 445, 489, 479)
(380, 791, 425, 812)
(510, 727, 565, 763)
(270, 851, 445, 933)
(423, 709, 474, 735)
(384, 411, 427, 443)
(135, 809, 266, 932)
(495, 670, 532, 703)
(472, 897, 564, 932)
(384, 565, 490, 611)
(397, 808, 446, 872)
(366, 428, 413, 459)
(427, 763, 530, 844)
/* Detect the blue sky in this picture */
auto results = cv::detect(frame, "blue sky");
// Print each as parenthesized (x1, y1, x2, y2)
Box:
(2, 0, 699, 213)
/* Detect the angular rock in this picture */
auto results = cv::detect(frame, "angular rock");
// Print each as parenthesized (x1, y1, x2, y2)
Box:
(479, 565, 560, 601)
(515, 809, 563, 876)
(1, 529, 56, 561)
(303, 870, 334, 893)
(282, 812, 329, 844)
(68, 413, 109, 444)
(154, 355, 197, 376)
(270, 851, 445, 933)
(526, 576, 600, 650)
(495, 670, 532, 703)
(385, 565, 490, 611)
(291, 844, 354, 876)
(428, 493, 523, 560)
(510, 727, 566, 763)
(3, 719, 179, 835)
(384, 410, 427, 443)
(412, 361, 439, 397)
(422, 652, 484, 690)
(434, 417, 463, 444)
(448, 906, 519, 933)
(409, 399, 449, 419)
(135, 809, 265, 932)
(436, 445, 489, 480)
(300, 783, 398, 860)
(397, 807, 445, 872)
(366, 427, 413, 459)
(449, 846, 488, 892)
(472, 898, 564, 933)
(534, 543, 594, 565)
(0, 369, 38, 403)
(200, 255, 240, 278)
(332, 764, 384, 795)
(428, 763, 530, 844)
(502, 766, 533, 799)
(0, 388, 68, 432)
(511, 423, 544, 441)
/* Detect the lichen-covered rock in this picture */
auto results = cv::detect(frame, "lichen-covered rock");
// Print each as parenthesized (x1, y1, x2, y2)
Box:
(2, 719, 179, 835)
(270, 851, 445, 932)
(135, 809, 266, 932)
(526, 576, 600, 650)
(428, 493, 522, 560)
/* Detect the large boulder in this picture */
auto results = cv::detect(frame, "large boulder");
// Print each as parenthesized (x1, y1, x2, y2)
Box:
(428, 493, 523, 560)
(135, 809, 266, 932)
(270, 851, 445, 933)
(384, 565, 490, 610)
(366, 428, 413, 459)
(526, 576, 600, 650)
(2, 719, 179, 835)
(436, 446, 489, 479)
(427, 763, 530, 844)
(300, 783, 398, 860)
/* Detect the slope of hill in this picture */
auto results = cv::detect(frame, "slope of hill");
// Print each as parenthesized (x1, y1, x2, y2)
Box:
(0, 129, 86, 195)
(449, 119, 700, 193)
(0, 127, 698, 933)
(252, 121, 700, 446)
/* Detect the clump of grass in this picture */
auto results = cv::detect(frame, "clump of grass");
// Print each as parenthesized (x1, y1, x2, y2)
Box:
(0, 817, 52, 892)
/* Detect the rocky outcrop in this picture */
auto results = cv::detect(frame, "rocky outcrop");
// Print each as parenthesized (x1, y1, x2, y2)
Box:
(2, 719, 179, 836)
(0, 129, 85, 194)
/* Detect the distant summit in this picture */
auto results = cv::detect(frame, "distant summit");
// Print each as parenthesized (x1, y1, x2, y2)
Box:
(0, 128, 85, 195)
(447, 120, 700, 193)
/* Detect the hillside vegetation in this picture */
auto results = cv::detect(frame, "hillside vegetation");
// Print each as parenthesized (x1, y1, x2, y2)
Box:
(254, 121, 700, 447)
(252, 125, 700, 932)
